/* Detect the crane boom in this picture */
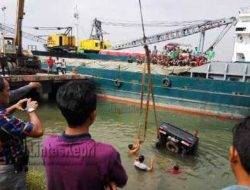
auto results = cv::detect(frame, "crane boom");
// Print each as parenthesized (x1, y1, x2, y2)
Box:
(111, 17, 237, 50)
(33, 26, 73, 36)
(15, 0, 25, 56)
(0, 23, 47, 43)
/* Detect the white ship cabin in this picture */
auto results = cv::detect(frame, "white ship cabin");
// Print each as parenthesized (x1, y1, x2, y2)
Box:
(232, 7, 250, 63)
(190, 62, 250, 82)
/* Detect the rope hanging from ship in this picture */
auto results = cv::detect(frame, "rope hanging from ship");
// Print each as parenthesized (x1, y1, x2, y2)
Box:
(135, 0, 159, 146)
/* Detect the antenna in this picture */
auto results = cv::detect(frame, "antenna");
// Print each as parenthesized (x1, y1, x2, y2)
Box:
(1, 6, 6, 36)
(73, 4, 79, 46)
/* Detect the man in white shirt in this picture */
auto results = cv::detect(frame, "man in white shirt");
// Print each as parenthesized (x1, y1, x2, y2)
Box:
(134, 155, 154, 171)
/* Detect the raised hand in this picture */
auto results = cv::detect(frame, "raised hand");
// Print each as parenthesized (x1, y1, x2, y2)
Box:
(15, 98, 28, 111)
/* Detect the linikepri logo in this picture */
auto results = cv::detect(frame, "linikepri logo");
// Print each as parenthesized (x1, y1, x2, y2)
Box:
(42, 144, 96, 158)
(28, 141, 96, 158)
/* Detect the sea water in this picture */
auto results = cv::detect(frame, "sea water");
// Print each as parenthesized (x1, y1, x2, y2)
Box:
(27, 100, 236, 190)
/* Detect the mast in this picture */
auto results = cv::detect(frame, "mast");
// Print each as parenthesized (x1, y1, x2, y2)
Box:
(73, 4, 79, 47)
(15, 0, 25, 57)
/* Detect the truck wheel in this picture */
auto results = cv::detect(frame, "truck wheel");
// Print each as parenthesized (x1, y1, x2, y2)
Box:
(166, 141, 179, 153)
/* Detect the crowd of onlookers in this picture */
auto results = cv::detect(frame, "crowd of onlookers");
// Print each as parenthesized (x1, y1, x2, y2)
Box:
(129, 45, 215, 68)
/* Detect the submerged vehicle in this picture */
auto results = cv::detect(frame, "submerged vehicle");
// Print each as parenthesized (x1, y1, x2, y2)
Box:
(156, 122, 199, 155)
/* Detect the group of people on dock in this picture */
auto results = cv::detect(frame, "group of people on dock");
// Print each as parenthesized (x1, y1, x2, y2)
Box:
(129, 45, 215, 68)
(0, 76, 249, 190)
(47, 56, 67, 74)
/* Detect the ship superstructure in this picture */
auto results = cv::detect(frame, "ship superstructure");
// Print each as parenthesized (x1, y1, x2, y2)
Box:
(232, 7, 250, 63)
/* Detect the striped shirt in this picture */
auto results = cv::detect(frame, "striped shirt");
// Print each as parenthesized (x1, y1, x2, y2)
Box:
(0, 107, 33, 164)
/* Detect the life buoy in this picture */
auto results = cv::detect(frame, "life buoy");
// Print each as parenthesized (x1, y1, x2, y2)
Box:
(114, 79, 121, 87)
(162, 77, 171, 87)
(166, 141, 179, 153)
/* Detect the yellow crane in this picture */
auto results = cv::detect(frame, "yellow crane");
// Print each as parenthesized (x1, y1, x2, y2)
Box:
(33, 27, 77, 52)
(78, 18, 111, 53)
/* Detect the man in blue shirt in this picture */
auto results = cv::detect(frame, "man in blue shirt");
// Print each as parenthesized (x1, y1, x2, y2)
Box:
(193, 47, 199, 57)
(223, 117, 250, 190)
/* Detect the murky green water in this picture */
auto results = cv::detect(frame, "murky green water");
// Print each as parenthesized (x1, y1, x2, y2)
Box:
(26, 100, 237, 190)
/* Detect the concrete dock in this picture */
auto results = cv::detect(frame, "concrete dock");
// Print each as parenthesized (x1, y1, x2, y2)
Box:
(4, 73, 91, 100)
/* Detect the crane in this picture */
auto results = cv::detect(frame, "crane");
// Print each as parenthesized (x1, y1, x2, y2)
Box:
(78, 18, 111, 53)
(0, 23, 47, 44)
(15, 0, 25, 57)
(33, 26, 76, 52)
(89, 18, 104, 41)
(0, 0, 42, 74)
(111, 17, 237, 53)
(33, 26, 73, 36)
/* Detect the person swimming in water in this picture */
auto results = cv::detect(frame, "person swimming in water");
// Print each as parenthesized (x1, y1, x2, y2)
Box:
(128, 139, 141, 154)
(167, 165, 182, 175)
(134, 155, 154, 172)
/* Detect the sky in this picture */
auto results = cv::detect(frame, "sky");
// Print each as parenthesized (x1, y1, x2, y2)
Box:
(0, 0, 249, 61)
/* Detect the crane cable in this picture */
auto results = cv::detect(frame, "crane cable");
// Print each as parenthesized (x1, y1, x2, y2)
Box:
(137, 0, 159, 143)
(205, 24, 234, 53)
(136, 60, 146, 142)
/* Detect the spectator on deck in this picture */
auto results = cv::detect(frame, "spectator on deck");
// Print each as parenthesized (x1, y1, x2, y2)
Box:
(198, 57, 207, 66)
(42, 80, 128, 190)
(151, 56, 158, 65)
(136, 57, 143, 65)
(61, 59, 67, 74)
(193, 47, 200, 57)
(206, 47, 215, 62)
(152, 46, 158, 57)
(222, 117, 250, 190)
(162, 46, 168, 59)
(47, 56, 54, 74)
(128, 56, 133, 63)
(55, 57, 62, 74)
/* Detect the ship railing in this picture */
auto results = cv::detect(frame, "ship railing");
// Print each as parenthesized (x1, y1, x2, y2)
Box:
(190, 63, 250, 82)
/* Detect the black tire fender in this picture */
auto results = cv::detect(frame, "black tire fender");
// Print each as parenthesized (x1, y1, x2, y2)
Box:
(114, 79, 121, 87)
(162, 77, 171, 87)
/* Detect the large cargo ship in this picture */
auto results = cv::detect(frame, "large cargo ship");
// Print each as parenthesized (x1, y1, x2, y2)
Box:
(36, 8, 250, 119)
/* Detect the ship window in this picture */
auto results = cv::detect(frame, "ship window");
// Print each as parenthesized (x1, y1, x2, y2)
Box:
(227, 76, 240, 82)
(237, 34, 243, 42)
(95, 43, 99, 47)
(236, 27, 246, 31)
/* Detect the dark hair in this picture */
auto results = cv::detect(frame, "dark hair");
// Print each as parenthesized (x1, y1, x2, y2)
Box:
(232, 116, 250, 174)
(56, 80, 96, 127)
(138, 155, 144, 163)
(0, 76, 5, 92)
(173, 165, 179, 171)
(128, 144, 133, 150)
